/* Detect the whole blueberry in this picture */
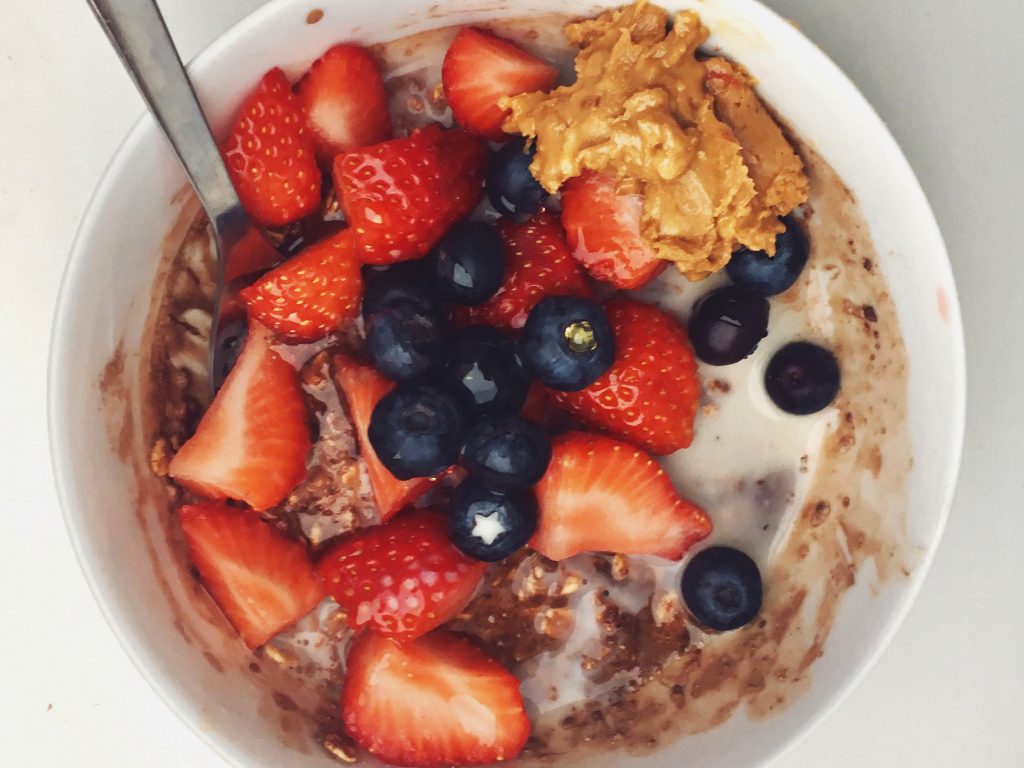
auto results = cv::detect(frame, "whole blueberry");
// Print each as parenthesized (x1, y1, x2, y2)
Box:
(486, 137, 549, 217)
(368, 383, 466, 479)
(764, 341, 841, 415)
(362, 259, 443, 319)
(447, 480, 538, 562)
(461, 416, 552, 491)
(430, 220, 506, 305)
(519, 296, 615, 391)
(681, 546, 763, 631)
(366, 299, 448, 382)
(443, 326, 531, 418)
(688, 285, 770, 366)
(726, 216, 810, 296)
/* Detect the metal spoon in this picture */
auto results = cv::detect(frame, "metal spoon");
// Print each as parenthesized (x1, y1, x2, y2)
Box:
(87, 0, 273, 395)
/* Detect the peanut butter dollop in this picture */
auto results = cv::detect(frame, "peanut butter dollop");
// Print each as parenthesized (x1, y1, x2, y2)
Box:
(501, 1, 809, 280)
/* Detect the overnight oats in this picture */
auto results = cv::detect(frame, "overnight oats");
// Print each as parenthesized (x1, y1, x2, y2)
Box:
(124, 2, 912, 765)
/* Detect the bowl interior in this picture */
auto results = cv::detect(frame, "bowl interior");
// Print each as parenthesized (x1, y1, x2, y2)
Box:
(50, 1, 964, 767)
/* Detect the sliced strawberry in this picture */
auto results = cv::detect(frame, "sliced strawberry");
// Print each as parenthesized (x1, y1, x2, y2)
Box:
(318, 509, 485, 639)
(240, 229, 362, 342)
(437, 127, 488, 221)
(532, 431, 711, 561)
(296, 43, 392, 158)
(343, 630, 530, 766)
(179, 501, 324, 649)
(224, 228, 283, 284)
(333, 355, 440, 519)
(222, 68, 321, 227)
(451, 212, 588, 331)
(553, 297, 702, 455)
(169, 323, 311, 511)
(560, 170, 666, 290)
(442, 27, 558, 141)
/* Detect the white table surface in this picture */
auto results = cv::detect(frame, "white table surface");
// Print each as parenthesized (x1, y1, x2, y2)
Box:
(1, 0, 1021, 764)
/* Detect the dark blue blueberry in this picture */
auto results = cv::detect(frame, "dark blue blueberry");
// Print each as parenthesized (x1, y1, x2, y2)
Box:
(430, 220, 506, 305)
(447, 479, 538, 562)
(368, 383, 466, 480)
(486, 137, 549, 217)
(365, 299, 448, 382)
(688, 285, 769, 366)
(764, 341, 840, 415)
(461, 416, 552, 492)
(361, 259, 443, 320)
(726, 216, 809, 296)
(443, 326, 530, 418)
(519, 296, 615, 392)
(681, 546, 763, 631)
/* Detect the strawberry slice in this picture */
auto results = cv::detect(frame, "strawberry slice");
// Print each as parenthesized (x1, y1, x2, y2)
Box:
(560, 170, 666, 290)
(296, 43, 392, 158)
(169, 323, 311, 511)
(343, 630, 530, 766)
(437, 127, 489, 221)
(222, 68, 321, 227)
(240, 229, 362, 342)
(451, 212, 589, 331)
(318, 509, 485, 639)
(442, 27, 558, 141)
(532, 431, 711, 561)
(553, 297, 702, 455)
(333, 355, 441, 519)
(179, 501, 324, 649)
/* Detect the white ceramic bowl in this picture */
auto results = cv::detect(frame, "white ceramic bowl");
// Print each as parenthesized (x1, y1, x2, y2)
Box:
(50, 1, 965, 766)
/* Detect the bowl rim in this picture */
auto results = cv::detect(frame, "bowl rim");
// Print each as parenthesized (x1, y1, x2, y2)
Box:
(48, 0, 966, 766)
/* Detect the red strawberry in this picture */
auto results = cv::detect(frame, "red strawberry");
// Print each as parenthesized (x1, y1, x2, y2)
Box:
(179, 501, 324, 649)
(560, 171, 666, 290)
(169, 323, 311, 511)
(437, 127, 488, 221)
(224, 228, 283, 284)
(223, 68, 321, 227)
(553, 297, 701, 455)
(240, 229, 362, 342)
(452, 212, 588, 331)
(532, 431, 711, 561)
(318, 509, 485, 639)
(343, 630, 530, 766)
(333, 355, 442, 519)
(442, 27, 558, 141)
(296, 43, 392, 158)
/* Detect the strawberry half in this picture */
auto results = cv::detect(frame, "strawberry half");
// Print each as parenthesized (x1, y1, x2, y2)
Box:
(560, 170, 666, 290)
(296, 43, 392, 158)
(222, 68, 321, 227)
(553, 297, 702, 455)
(451, 212, 588, 331)
(343, 630, 530, 767)
(240, 229, 362, 342)
(333, 355, 442, 519)
(317, 509, 485, 639)
(179, 501, 324, 649)
(333, 125, 486, 264)
(532, 431, 711, 561)
(442, 27, 558, 141)
(169, 323, 311, 511)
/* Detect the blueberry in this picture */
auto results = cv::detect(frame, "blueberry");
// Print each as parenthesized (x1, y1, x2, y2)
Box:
(486, 137, 549, 217)
(681, 546, 763, 631)
(368, 383, 466, 479)
(764, 341, 840, 415)
(726, 216, 809, 296)
(519, 296, 615, 391)
(366, 299, 448, 382)
(361, 259, 442, 319)
(688, 285, 770, 366)
(443, 326, 531, 418)
(461, 416, 552, 491)
(430, 220, 506, 305)
(447, 479, 538, 562)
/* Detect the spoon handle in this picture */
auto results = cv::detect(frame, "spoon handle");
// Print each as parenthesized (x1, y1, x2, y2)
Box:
(86, 0, 249, 243)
